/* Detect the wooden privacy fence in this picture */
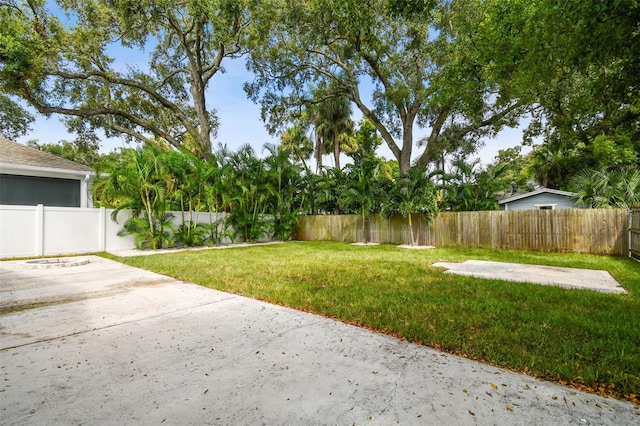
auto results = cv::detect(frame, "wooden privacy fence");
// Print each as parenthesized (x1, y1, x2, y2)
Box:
(297, 209, 630, 256)
(631, 209, 640, 260)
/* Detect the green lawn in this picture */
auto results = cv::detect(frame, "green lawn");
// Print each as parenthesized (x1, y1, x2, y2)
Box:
(108, 241, 640, 402)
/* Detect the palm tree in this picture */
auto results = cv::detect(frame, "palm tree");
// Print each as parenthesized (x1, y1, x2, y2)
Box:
(263, 143, 306, 240)
(225, 144, 275, 242)
(526, 143, 578, 189)
(338, 159, 387, 243)
(444, 158, 480, 211)
(315, 166, 345, 214)
(571, 167, 640, 208)
(93, 145, 174, 249)
(280, 122, 314, 171)
(440, 157, 505, 211)
(382, 168, 438, 246)
(164, 150, 212, 246)
(312, 83, 354, 171)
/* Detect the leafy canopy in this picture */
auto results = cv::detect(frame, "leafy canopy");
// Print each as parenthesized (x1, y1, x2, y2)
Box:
(245, 0, 525, 174)
(1, 0, 259, 156)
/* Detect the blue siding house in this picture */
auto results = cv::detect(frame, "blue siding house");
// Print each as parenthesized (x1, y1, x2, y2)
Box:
(498, 188, 578, 211)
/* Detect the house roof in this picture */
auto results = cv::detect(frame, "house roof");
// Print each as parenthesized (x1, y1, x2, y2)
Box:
(0, 138, 94, 173)
(498, 188, 576, 205)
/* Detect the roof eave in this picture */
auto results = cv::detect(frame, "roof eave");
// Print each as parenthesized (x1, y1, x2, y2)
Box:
(0, 163, 96, 179)
(498, 188, 577, 205)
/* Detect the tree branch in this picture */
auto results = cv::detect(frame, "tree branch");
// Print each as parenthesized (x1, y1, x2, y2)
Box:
(452, 100, 525, 138)
(49, 68, 199, 137)
(20, 82, 182, 149)
(416, 105, 452, 168)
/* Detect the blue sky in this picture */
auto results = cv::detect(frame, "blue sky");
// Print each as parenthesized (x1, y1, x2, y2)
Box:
(16, 56, 530, 168)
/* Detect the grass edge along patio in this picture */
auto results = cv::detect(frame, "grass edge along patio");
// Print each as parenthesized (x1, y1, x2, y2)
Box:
(109, 241, 640, 404)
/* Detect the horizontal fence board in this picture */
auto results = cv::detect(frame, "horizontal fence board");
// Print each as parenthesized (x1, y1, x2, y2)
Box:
(297, 209, 630, 256)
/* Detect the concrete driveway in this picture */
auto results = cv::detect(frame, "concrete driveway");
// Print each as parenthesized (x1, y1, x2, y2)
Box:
(0, 256, 637, 425)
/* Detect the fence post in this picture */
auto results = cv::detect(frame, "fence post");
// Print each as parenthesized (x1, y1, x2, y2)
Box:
(630, 209, 640, 261)
(36, 204, 44, 257)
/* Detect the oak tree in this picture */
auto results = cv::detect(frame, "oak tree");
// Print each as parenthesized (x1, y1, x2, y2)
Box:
(1, 0, 256, 157)
(245, 0, 525, 174)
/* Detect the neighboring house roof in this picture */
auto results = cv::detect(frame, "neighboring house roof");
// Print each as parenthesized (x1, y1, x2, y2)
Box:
(0, 138, 94, 175)
(498, 188, 576, 205)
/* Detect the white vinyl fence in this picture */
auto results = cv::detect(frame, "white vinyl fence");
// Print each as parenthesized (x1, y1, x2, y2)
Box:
(0, 204, 222, 259)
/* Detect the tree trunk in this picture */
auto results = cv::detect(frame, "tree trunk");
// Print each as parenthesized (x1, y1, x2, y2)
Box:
(408, 213, 415, 246)
(362, 209, 367, 244)
(315, 133, 324, 174)
(398, 119, 414, 175)
(190, 78, 212, 157)
(333, 123, 341, 170)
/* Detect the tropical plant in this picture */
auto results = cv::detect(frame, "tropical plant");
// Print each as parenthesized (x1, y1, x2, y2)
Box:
(312, 82, 355, 171)
(524, 142, 580, 190)
(208, 144, 238, 244)
(338, 160, 388, 243)
(382, 168, 438, 246)
(164, 150, 214, 247)
(118, 212, 176, 250)
(280, 121, 314, 171)
(315, 167, 345, 215)
(225, 145, 275, 242)
(263, 143, 306, 240)
(439, 157, 508, 211)
(93, 145, 174, 249)
(571, 167, 640, 209)
(198, 155, 229, 245)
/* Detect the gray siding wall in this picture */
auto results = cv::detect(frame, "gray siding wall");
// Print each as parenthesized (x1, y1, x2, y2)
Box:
(501, 193, 576, 211)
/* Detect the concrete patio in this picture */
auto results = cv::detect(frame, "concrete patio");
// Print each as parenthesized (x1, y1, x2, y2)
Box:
(0, 256, 637, 425)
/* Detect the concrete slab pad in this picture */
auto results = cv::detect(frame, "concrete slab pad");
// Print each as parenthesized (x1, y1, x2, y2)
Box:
(1, 256, 637, 425)
(432, 260, 627, 294)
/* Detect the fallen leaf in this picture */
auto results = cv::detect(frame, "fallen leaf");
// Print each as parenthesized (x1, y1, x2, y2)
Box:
(204, 389, 208, 394)
(463, 389, 468, 393)
(486, 391, 493, 397)
(506, 406, 513, 412)
(490, 383, 498, 390)
(468, 410, 475, 416)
